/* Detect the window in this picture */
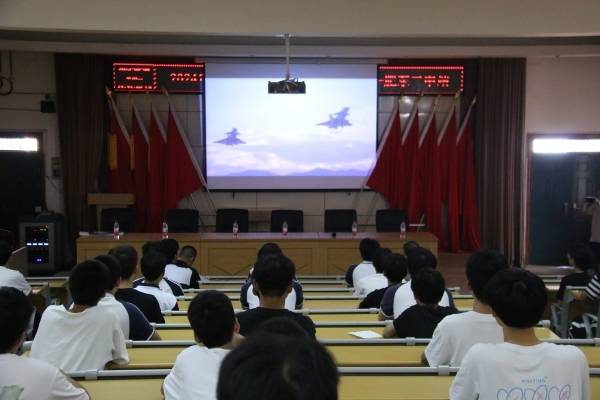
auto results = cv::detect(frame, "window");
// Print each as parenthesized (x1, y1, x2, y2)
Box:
(0, 137, 39, 152)
(532, 138, 600, 154)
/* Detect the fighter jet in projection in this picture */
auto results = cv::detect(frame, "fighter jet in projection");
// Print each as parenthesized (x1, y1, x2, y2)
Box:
(214, 128, 246, 146)
(317, 107, 352, 129)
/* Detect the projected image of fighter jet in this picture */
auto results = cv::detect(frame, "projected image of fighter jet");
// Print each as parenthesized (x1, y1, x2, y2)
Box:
(317, 107, 352, 129)
(214, 128, 246, 146)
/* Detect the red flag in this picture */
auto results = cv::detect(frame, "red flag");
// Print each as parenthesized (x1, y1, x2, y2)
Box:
(457, 105, 481, 250)
(438, 108, 460, 252)
(131, 103, 149, 231)
(403, 113, 420, 223)
(367, 102, 402, 206)
(420, 115, 441, 240)
(106, 94, 133, 193)
(165, 102, 204, 210)
(147, 105, 167, 232)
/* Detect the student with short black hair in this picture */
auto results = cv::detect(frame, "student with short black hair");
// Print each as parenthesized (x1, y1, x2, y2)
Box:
(425, 249, 508, 366)
(111, 245, 165, 323)
(383, 268, 457, 338)
(236, 254, 315, 337)
(450, 269, 590, 399)
(0, 240, 31, 295)
(360, 253, 407, 309)
(31, 260, 128, 372)
(134, 251, 178, 311)
(166, 245, 202, 289)
(95, 254, 159, 341)
(134, 241, 184, 296)
(217, 334, 338, 400)
(163, 290, 242, 400)
(388, 247, 453, 319)
(354, 248, 391, 297)
(347, 238, 380, 287)
(0, 287, 90, 399)
(556, 244, 596, 301)
(240, 243, 304, 311)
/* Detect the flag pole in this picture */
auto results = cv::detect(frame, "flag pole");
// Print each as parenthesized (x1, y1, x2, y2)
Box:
(437, 91, 461, 145)
(456, 96, 477, 143)
(162, 89, 217, 216)
(419, 95, 441, 148)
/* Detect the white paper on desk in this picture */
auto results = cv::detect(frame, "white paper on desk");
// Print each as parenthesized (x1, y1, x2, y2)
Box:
(349, 330, 382, 339)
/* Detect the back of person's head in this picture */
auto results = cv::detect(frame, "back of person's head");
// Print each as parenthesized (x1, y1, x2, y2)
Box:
(94, 254, 122, 291)
(69, 260, 110, 306)
(0, 240, 11, 265)
(411, 268, 445, 305)
(569, 244, 597, 277)
(403, 241, 420, 255)
(142, 240, 165, 256)
(109, 245, 138, 280)
(257, 243, 282, 261)
(254, 317, 309, 338)
(178, 245, 197, 263)
(406, 247, 437, 277)
(359, 238, 380, 262)
(217, 334, 338, 400)
(161, 238, 180, 263)
(188, 290, 235, 348)
(0, 287, 34, 353)
(382, 253, 408, 284)
(253, 254, 295, 298)
(484, 268, 547, 329)
(140, 250, 167, 282)
(372, 248, 392, 273)
(465, 249, 509, 300)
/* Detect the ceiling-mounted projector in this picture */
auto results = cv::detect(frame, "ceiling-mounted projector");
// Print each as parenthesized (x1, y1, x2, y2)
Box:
(269, 34, 305, 94)
(268, 79, 306, 94)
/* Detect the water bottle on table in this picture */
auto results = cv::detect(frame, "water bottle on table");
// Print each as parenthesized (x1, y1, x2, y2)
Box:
(351, 221, 358, 237)
(282, 220, 288, 236)
(232, 220, 239, 237)
(113, 221, 120, 239)
(162, 221, 169, 239)
(400, 221, 407, 239)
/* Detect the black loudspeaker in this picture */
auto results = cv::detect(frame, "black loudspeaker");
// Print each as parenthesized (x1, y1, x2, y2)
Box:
(40, 96, 56, 113)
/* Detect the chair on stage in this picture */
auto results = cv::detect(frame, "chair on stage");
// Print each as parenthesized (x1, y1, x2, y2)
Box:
(324, 209, 357, 232)
(215, 209, 249, 233)
(375, 209, 408, 232)
(270, 210, 304, 233)
(100, 208, 136, 233)
(166, 209, 199, 233)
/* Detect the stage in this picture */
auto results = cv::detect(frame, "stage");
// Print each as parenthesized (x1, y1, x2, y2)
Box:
(76, 232, 438, 276)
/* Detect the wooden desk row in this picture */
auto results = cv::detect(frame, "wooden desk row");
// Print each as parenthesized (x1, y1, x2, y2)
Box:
(76, 232, 438, 276)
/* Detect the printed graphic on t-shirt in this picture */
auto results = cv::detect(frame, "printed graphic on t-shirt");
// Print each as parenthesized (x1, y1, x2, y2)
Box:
(0, 385, 24, 400)
(496, 376, 571, 400)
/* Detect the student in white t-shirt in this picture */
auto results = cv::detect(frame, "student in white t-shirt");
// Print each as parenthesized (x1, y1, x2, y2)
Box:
(135, 250, 179, 311)
(392, 247, 452, 318)
(424, 249, 508, 366)
(450, 268, 590, 399)
(31, 260, 129, 372)
(163, 290, 242, 400)
(0, 287, 89, 400)
(353, 248, 391, 297)
(350, 238, 381, 287)
(0, 240, 31, 295)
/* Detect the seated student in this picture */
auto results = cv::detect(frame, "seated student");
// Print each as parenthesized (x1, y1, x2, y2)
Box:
(31, 260, 128, 372)
(349, 238, 381, 287)
(133, 241, 184, 297)
(236, 254, 315, 337)
(163, 290, 242, 400)
(425, 249, 508, 366)
(217, 334, 338, 400)
(391, 247, 453, 319)
(110, 245, 165, 323)
(0, 240, 31, 295)
(383, 269, 457, 338)
(359, 253, 407, 309)
(378, 242, 419, 319)
(0, 287, 90, 400)
(354, 248, 392, 297)
(134, 250, 179, 311)
(95, 254, 159, 341)
(450, 269, 590, 399)
(240, 243, 304, 311)
(166, 245, 201, 289)
(556, 244, 596, 301)
(253, 316, 311, 338)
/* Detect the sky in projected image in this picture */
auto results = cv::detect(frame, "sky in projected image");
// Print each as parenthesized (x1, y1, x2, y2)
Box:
(205, 64, 377, 187)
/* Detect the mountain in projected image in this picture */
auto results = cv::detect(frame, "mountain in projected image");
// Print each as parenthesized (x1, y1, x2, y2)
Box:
(227, 168, 367, 177)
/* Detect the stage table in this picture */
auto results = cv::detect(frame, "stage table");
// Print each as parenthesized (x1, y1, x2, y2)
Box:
(76, 232, 437, 276)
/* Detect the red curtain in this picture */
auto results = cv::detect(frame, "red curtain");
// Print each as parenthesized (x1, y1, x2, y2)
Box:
(106, 95, 133, 193)
(146, 105, 167, 232)
(131, 104, 149, 231)
(458, 111, 481, 250)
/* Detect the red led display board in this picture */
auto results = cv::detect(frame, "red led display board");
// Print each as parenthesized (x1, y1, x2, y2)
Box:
(112, 62, 204, 93)
(378, 65, 464, 95)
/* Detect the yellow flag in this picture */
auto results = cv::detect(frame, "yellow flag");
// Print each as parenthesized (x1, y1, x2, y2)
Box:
(108, 133, 118, 171)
